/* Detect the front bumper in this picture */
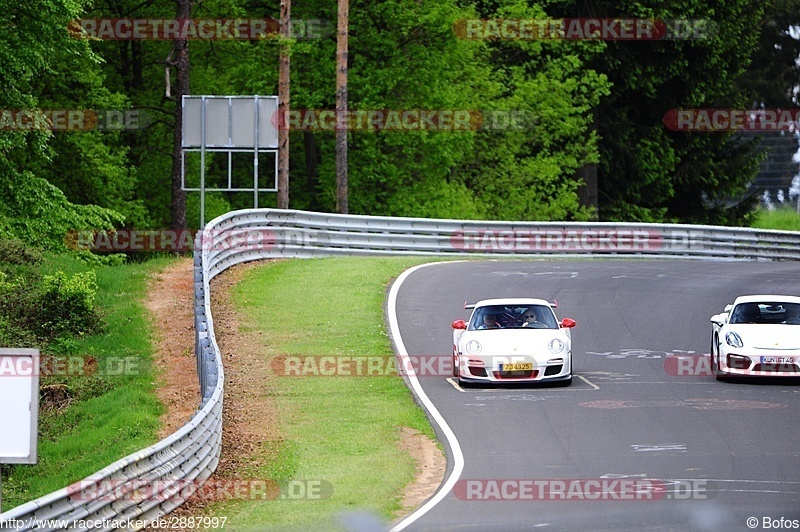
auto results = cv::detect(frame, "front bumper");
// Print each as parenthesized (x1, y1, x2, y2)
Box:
(717, 350, 800, 377)
(457, 354, 572, 383)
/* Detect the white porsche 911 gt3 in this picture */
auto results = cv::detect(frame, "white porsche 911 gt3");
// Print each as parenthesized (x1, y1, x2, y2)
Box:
(710, 294, 800, 380)
(451, 298, 576, 386)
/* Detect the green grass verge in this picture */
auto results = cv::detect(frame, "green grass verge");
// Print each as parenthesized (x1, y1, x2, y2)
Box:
(751, 208, 800, 231)
(1, 255, 172, 509)
(209, 257, 440, 531)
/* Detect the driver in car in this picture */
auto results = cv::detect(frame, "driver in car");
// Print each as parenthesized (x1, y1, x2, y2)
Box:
(784, 307, 800, 324)
(521, 308, 544, 327)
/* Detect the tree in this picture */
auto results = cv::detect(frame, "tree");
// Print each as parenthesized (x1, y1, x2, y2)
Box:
(168, 0, 191, 229)
(0, 0, 124, 250)
(335, 0, 348, 213)
(550, 0, 770, 224)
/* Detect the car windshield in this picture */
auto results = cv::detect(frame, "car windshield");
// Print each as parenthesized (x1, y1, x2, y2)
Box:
(730, 302, 800, 324)
(469, 304, 559, 330)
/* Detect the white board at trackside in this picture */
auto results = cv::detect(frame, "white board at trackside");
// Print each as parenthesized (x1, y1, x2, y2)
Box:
(0, 348, 39, 464)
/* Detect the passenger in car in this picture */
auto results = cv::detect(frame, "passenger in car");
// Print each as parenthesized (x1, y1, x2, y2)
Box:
(733, 303, 760, 324)
(477, 313, 503, 329)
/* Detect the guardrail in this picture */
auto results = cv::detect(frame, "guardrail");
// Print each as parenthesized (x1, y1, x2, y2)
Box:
(203, 209, 800, 262)
(2, 209, 798, 531)
(0, 234, 223, 532)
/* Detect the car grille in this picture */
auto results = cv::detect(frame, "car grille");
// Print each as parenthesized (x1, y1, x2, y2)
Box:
(467, 365, 487, 377)
(492, 370, 539, 379)
(544, 364, 563, 376)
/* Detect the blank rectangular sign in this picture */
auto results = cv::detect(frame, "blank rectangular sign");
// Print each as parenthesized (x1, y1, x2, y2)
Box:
(257, 98, 279, 148)
(203, 98, 230, 147)
(182, 98, 203, 148)
(182, 96, 278, 148)
(0, 349, 39, 464)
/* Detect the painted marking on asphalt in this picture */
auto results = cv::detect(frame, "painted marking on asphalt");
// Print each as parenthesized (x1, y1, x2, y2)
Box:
(631, 443, 688, 453)
(611, 274, 667, 279)
(449, 374, 598, 391)
(694, 479, 800, 495)
(486, 271, 579, 278)
(388, 262, 466, 532)
(472, 394, 557, 402)
(586, 348, 667, 359)
(577, 374, 599, 389)
(579, 371, 639, 381)
(446, 377, 465, 392)
(579, 398, 789, 410)
(531, 271, 579, 277)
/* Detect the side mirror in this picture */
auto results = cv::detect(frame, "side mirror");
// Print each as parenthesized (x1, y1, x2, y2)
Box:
(559, 318, 577, 328)
(452, 319, 467, 330)
(710, 314, 725, 326)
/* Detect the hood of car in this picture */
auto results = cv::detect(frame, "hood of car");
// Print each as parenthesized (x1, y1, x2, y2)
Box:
(724, 324, 800, 350)
(460, 329, 569, 356)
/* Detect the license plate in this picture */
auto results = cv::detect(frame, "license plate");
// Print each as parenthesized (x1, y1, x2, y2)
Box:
(500, 363, 533, 371)
(761, 357, 794, 364)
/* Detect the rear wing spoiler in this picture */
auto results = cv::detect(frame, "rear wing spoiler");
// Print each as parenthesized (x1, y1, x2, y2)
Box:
(464, 300, 558, 310)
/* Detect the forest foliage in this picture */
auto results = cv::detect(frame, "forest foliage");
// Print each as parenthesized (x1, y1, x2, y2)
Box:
(1, 0, 799, 248)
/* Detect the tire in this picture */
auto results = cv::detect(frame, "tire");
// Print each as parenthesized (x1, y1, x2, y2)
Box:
(452, 351, 460, 378)
(710, 336, 717, 373)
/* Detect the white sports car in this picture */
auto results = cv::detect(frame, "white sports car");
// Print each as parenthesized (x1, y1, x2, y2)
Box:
(709, 294, 800, 379)
(451, 298, 576, 386)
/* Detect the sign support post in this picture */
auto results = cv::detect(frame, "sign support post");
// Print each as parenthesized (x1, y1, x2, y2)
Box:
(181, 96, 279, 228)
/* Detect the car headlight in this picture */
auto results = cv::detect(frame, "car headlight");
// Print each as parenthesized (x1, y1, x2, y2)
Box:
(548, 338, 565, 354)
(725, 331, 743, 348)
(466, 340, 482, 355)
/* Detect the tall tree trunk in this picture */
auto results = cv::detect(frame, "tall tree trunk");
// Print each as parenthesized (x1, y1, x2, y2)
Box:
(132, 41, 143, 92)
(170, 0, 190, 229)
(335, 0, 349, 213)
(304, 131, 320, 210)
(277, 0, 291, 209)
(576, 163, 598, 219)
(577, 114, 598, 219)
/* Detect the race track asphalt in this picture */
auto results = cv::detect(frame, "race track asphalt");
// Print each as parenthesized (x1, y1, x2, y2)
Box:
(390, 259, 800, 532)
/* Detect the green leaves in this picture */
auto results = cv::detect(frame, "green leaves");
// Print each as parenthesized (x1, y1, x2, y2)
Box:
(0, 0, 792, 235)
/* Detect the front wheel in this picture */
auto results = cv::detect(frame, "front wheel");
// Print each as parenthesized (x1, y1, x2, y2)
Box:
(711, 335, 728, 381)
(710, 336, 717, 373)
(452, 351, 460, 378)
